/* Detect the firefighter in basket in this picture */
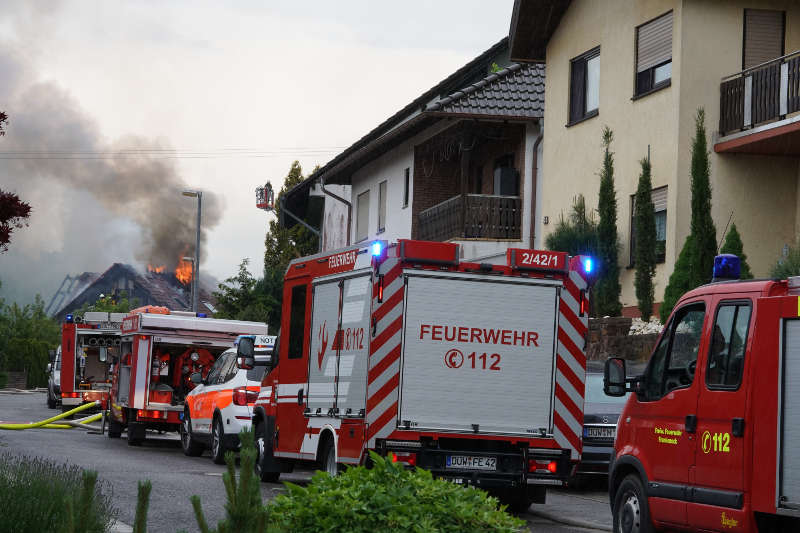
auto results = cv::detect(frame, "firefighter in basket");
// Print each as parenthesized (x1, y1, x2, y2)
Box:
(173, 347, 214, 398)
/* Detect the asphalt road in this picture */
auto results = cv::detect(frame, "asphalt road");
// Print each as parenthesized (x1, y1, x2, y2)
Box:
(0, 392, 611, 533)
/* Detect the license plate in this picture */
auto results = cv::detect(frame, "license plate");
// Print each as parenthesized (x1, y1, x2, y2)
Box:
(446, 455, 497, 471)
(585, 427, 616, 438)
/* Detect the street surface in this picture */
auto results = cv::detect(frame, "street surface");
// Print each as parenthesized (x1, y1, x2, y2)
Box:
(0, 392, 611, 533)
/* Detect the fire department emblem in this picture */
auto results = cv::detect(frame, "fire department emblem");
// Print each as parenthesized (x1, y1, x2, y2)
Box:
(317, 321, 328, 370)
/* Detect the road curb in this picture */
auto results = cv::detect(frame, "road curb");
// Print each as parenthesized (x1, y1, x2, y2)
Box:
(0, 388, 43, 394)
(528, 509, 612, 532)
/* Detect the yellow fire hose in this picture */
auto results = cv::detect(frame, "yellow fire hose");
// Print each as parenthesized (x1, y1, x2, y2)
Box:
(0, 401, 100, 430)
(42, 412, 103, 430)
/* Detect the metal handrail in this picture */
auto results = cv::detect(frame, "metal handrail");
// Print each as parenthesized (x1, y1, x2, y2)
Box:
(721, 48, 800, 82)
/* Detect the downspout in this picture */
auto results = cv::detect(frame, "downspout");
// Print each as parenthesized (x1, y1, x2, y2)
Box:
(530, 130, 544, 249)
(320, 177, 352, 246)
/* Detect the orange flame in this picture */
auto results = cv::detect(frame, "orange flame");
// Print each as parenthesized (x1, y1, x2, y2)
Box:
(148, 265, 165, 274)
(175, 257, 193, 285)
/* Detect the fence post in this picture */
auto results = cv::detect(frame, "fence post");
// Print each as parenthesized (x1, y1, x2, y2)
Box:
(744, 75, 753, 128)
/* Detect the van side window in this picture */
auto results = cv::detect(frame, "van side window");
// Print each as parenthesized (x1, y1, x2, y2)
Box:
(288, 285, 307, 360)
(707, 302, 751, 389)
(641, 303, 705, 401)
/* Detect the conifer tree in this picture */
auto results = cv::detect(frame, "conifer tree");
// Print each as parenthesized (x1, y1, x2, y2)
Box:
(720, 223, 753, 279)
(634, 157, 657, 321)
(660, 235, 693, 323)
(594, 127, 622, 317)
(688, 108, 717, 287)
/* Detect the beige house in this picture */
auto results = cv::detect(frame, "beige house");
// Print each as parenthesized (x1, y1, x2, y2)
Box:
(510, 0, 800, 316)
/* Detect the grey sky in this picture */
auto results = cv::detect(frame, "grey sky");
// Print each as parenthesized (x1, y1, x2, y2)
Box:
(0, 0, 513, 305)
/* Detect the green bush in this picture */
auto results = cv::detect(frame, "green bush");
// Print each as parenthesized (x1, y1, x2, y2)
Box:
(770, 242, 800, 279)
(0, 453, 117, 532)
(0, 371, 7, 389)
(266, 452, 525, 533)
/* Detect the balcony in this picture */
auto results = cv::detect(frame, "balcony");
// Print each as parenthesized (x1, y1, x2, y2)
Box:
(418, 194, 521, 242)
(717, 50, 800, 155)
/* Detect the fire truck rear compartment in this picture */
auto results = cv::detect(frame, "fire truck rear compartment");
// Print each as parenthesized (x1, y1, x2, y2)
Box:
(398, 271, 561, 437)
(778, 319, 800, 511)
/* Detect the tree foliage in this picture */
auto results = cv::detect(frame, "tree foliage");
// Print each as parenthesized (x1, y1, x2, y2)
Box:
(661, 108, 717, 321)
(719, 223, 753, 279)
(634, 157, 657, 321)
(660, 235, 694, 323)
(545, 194, 599, 258)
(769, 242, 800, 279)
(0, 189, 32, 253)
(213, 259, 281, 329)
(594, 126, 622, 317)
(72, 291, 139, 316)
(0, 285, 61, 387)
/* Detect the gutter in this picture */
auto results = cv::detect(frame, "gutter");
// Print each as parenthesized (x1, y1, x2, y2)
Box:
(319, 178, 352, 246)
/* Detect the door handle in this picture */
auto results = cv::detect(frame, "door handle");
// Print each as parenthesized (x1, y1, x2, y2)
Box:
(685, 414, 697, 434)
(297, 388, 304, 405)
(732, 418, 745, 437)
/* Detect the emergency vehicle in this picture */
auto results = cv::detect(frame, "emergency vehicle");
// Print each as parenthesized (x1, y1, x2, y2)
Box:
(58, 311, 124, 413)
(605, 255, 800, 532)
(182, 335, 275, 463)
(246, 239, 594, 509)
(107, 306, 267, 445)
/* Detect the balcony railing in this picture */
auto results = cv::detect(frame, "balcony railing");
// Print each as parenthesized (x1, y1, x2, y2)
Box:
(720, 50, 800, 136)
(418, 194, 521, 242)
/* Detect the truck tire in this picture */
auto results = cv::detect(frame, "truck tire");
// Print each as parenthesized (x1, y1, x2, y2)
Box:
(210, 417, 227, 464)
(47, 388, 56, 409)
(107, 417, 122, 439)
(255, 420, 280, 483)
(127, 421, 145, 446)
(613, 474, 654, 533)
(320, 436, 337, 477)
(181, 410, 204, 457)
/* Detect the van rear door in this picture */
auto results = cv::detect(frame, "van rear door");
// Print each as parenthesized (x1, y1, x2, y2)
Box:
(398, 270, 560, 436)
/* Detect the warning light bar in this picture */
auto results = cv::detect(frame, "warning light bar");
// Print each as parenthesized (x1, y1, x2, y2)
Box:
(582, 257, 594, 274)
(713, 254, 740, 281)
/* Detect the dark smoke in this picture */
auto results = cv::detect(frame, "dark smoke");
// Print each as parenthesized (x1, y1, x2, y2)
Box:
(0, 17, 223, 303)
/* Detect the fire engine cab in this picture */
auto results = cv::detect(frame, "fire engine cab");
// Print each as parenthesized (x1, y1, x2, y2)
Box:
(605, 255, 800, 532)
(245, 239, 594, 509)
(59, 311, 124, 413)
(108, 307, 267, 446)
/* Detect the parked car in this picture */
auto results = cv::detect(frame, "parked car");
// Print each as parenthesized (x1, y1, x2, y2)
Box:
(47, 346, 62, 409)
(181, 336, 275, 463)
(573, 371, 631, 480)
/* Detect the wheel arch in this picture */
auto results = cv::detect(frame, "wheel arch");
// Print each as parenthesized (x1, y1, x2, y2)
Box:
(316, 426, 337, 464)
(609, 454, 649, 503)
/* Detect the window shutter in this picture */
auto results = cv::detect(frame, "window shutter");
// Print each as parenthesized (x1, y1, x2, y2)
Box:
(569, 58, 586, 123)
(652, 186, 667, 212)
(637, 12, 673, 73)
(744, 9, 784, 69)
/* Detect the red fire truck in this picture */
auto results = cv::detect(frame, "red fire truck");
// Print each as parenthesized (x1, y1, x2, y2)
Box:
(59, 311, 125, 413)
(108, 307, 267, 446)
(605, 255, 800, 532)
(245, 239, 595, 509)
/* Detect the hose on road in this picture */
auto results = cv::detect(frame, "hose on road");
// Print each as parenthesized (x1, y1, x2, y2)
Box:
(0, 401, 100, 430)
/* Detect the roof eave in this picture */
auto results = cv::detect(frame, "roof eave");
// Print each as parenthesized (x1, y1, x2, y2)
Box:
(508, 0, 571, 62)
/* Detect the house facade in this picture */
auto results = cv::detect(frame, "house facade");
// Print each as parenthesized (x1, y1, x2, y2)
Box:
(284, 39, 547, 263)
(511, 0, 800, 316)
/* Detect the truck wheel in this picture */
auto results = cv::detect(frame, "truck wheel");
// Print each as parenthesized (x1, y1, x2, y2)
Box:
(613, 474, 654, 533)
(255, 420, 280, 483)
(47, 388, 56, 409)
(107, 417, 122, 439)
(320, 437, 337, 477)
(127, 423, 144, 446)
(181, 410, 204, 457)
(210, 417, 227, 464)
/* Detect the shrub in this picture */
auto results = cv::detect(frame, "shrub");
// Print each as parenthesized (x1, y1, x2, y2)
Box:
(770, 242, 800, 279)
(634, 157, 657, 321)
(266, 452, 525, 533)
(546, 194, 599, 259)
(660, 235, 694, 323)
(0, 453, 117, 532)
(719, 223, 753, 279)
(595, 126, 622, 317)
(0, 371, 7, 389)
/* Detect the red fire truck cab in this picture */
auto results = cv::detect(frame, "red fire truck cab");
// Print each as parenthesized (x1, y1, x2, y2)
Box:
(247, 239, 595, 509)
(605, 255, 800, 532)
(59, 311, 124, 412)
(108, 308, 267, 446)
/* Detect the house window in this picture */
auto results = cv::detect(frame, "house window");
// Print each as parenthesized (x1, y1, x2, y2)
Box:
(635, 11, 673, 97)
(356, 190, 369, 242)
(568, 47, 600, 125)
(402, 168, 410, 208)
(743, 9, 785, 70)
(378, 180, 387, 233)
(630, 186, 667, 266)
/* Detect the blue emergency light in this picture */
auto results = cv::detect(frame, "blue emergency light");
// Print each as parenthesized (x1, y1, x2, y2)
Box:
(582, 257, 594, 274)
(197, 313, 207, 318)
(65, 314, 74, 324)
(371, 241, 383, 256)
(713, 254, 740, 281)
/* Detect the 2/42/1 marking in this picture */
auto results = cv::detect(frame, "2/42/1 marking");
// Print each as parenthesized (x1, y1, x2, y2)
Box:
(467, 352, 501, 371)
(520, 251, 560, 268)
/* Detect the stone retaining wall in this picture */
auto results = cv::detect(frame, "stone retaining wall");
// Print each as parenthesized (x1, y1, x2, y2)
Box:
(587, 317, 658, 363)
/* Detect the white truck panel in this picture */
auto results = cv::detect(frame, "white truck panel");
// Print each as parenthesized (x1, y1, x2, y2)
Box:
(399, 272, 560, 436)
(137, 314, 267, 336)
(336, 274, 371, 415)
(780, 319, 800, 507)
(307, 281, 340, 410)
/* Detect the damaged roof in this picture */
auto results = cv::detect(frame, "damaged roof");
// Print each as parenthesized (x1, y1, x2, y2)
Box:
(424, 62, 544, 119)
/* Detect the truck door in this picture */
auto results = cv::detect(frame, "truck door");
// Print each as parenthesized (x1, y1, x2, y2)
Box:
(624, 301, 707, 527)
(275, 281, 311, 458)
(689, 297, 752, 527)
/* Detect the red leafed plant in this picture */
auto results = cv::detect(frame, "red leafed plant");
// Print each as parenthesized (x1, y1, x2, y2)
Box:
(0, 189, 31, 253)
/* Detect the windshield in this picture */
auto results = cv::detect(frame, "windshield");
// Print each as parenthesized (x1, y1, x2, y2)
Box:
(585, 373, 630, 404)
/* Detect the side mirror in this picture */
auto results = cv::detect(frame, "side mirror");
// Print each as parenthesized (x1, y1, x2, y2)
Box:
(237, 336, 255, 358)
(98, 347, 108, 363)
(47, 363, 52, 374)
(604, 357, 628, 397)
(237, 356, 255, 370)
(190, 372, 203, 384)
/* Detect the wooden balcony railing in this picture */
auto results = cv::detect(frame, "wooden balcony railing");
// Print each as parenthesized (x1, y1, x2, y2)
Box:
(720, 50, 800, 135)
(418, 194, 521, 242)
